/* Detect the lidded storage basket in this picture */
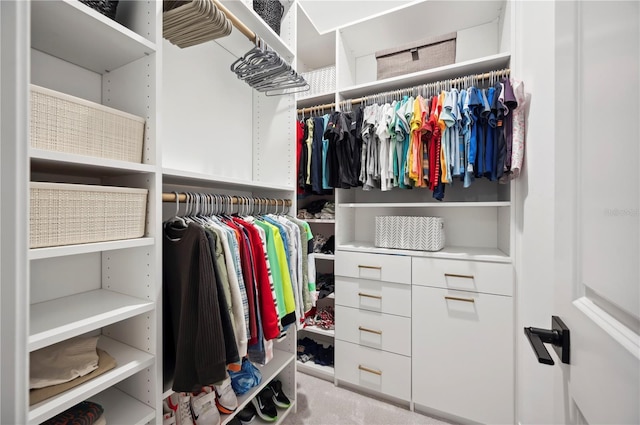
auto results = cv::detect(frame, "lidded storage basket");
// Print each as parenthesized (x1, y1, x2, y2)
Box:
(375, 216, 445, 252)
(30, 182, 148, 248)
(30, 85, 145, 163)
(375, 32, 457, 80)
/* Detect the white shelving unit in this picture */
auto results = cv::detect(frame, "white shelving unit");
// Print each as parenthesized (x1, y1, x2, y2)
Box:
(313, 253, 335, 261)
(0, 1, 162, 423)
(294, 1, 516, 422)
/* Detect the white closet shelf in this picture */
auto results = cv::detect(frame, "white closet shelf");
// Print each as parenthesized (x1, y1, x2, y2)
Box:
(339, 201, 510, 208)
(28, 336, 155, 425)
(220, 349, 295, 425)
(29, 289, 154, 352)
(300, 325, 335, 338)
(338, 0, 505, 57)
(30, 0, 156, 74)
(30, 149, 156, 176)
(305, 219, 336, 223)
(88, 387, 155, 425)
(219, 0, 294, 59)
(313, 253, 335, 261)
(29, 238, 155, 260)
(296, 92, 336, 108)
(337, 242, 512, 263)
(339, 53, 511, 100)
(296, 361, 334, 380)
(163, 168, 294, 192)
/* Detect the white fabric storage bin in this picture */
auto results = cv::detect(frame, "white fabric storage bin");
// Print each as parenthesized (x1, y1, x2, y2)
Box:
(375, 216, 445, 252)
(30, 182, 148, 248)
(299, 65, 336, 97)
(30, 84, 145, 163)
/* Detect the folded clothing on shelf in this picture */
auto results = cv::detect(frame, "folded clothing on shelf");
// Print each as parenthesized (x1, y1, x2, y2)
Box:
(41, 400, 105, 425)
(30, 336, 101, 389)
(297, 337, 334, 367)
(316, 273, 335, 299)
(30, 347, 117, 406)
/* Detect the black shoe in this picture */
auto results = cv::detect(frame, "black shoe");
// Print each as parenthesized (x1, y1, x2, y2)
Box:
(250, 388, 278, 422)
(237, 403, 256, 424)
(227, 417, 242, 425)
(268, 380, 291, 408)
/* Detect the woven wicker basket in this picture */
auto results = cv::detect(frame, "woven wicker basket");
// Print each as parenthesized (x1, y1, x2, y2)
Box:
(30, 85, 145, 163)
(30, 182, 148, 248)
(375, 216, 445, 252)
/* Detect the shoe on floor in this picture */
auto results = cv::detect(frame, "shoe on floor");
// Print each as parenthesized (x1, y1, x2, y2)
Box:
(236, 403, 256, 424)
(226, 417, 242, 425)
(191, 390, 221, 425)
(166, 393, 195, 425)
(268, 380, 291, 408)
(251, 388, 278, 422)
(213, 373, 238, 414)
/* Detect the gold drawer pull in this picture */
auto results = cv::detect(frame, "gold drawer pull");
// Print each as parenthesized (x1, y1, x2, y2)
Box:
(445, 296, 475, 303)
(444, 273, 475, 279)
(358, 292, 382, 300)
(358, 326, 382, 335)
(358, 265, 382, 270)
(358, 365, 382, 376)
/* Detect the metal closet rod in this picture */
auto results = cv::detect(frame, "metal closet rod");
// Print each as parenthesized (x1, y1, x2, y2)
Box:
(211, 0, 257, 44)
(162, 192, 292, 206)
(296, 68, 511, 114)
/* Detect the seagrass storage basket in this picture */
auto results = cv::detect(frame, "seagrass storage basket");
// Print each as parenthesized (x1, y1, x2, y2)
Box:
(375, 32, 457, 80)
(30, 182, 148, 248)
(30, 85, 145, 163)
(375, 216, 445, 252)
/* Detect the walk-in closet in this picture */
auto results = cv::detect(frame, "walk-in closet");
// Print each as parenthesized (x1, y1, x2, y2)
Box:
(1, 1, 638, 425)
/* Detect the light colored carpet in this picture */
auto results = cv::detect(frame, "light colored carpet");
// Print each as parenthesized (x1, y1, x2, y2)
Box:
(280, 372, 454, 425)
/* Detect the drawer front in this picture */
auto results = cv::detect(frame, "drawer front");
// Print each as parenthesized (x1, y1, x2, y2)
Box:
(412, 286, 514, 424)
(412, 257, 514, 296)
(335, 251, 412, 284)
(335, 277, 411, 317)
(335, 305, 411, 356)
(335, 340, 411, 401)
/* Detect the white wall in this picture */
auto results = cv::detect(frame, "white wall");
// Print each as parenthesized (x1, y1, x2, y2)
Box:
(299, 0, 413, 33)
(513, 1, 555, 424)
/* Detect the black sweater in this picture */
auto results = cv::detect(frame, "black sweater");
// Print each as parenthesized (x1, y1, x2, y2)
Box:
(163, 222, 227, 392)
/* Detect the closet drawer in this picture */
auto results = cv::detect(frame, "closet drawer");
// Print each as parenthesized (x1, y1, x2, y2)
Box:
(336, 340, 411, 401)
(335, 305, 411, 356)
(335, 251, 411, 284)
(412, 286, 514, 424)
(335, 277, 411, 317)
(412, 257, 514, 296)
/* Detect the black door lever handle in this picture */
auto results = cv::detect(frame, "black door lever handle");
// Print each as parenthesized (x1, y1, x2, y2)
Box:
(524, 316, 571, 365)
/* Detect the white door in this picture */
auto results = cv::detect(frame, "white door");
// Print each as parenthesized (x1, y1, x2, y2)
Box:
(552, 1, 639, 423)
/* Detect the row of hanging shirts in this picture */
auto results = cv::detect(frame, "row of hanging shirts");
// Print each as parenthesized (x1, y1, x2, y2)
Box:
(296, 68, 527, 200)
(162, 193, 316, 392)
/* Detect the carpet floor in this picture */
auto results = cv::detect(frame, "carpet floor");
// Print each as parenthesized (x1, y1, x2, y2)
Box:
(279, 371, 454, 425)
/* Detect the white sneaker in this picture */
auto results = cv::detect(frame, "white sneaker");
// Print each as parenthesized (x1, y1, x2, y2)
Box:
(191, 389, 221, 425)
(212, 374, 238, 414)
(163, 411, 176, 425)
(166, 393, 195, 425)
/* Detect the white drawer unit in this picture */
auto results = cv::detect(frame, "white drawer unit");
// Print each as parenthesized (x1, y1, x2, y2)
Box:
(335, 340, 411, 401)
(412, 257, 514, 296)
(335, 305, 411, 356)
(412, 285, 514, 424)
(335, 251, 412, 284)
(335, 277, 411, 317)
